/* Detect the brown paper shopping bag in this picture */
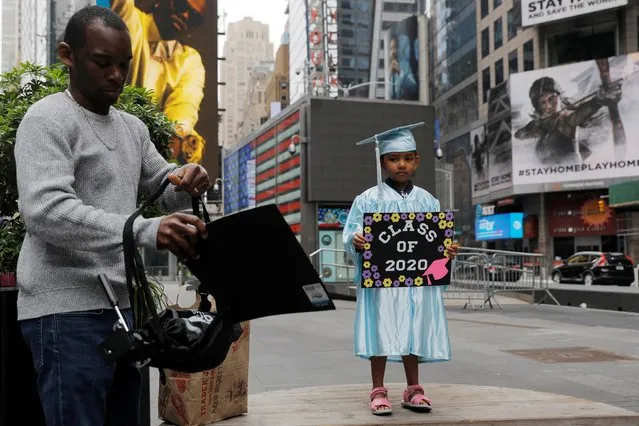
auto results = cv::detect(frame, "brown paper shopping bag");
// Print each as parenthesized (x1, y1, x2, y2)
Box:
(158, 313, 250, 426)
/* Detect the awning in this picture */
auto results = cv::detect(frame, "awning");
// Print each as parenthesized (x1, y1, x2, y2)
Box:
(609, 180, 639, 210)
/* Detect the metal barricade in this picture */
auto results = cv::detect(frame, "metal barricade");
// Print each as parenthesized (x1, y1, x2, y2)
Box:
(448, 247, 560, 309)
(309, 248, 355, 284)
(308, 246, 560, 309)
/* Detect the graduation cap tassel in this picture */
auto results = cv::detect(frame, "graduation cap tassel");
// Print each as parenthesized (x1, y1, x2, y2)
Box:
(374, 136, 382, 200)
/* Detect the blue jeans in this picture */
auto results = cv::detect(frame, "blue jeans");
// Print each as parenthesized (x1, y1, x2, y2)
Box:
(20, 309, 141, 426)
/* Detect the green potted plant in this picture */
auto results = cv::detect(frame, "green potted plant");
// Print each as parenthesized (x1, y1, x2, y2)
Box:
(0, 63, 176, 314)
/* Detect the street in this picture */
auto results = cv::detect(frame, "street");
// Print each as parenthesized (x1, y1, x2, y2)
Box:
(150, 289, 639, 424)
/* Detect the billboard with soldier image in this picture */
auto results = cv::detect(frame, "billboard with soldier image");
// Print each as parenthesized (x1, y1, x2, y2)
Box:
(510, 54, 639, 186)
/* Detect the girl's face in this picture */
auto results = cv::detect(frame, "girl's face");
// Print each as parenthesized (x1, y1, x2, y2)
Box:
(381, 151, 420, 184)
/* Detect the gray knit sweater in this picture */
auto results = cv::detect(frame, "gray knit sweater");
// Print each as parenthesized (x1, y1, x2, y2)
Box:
(14, 92, 189, 320)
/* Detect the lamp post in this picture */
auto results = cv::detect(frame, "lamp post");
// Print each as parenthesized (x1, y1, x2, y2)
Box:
(210, 177, 228, 216)
(435, 168, 453, 211)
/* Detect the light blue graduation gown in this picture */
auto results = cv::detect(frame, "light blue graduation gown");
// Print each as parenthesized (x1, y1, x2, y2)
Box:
(343, 183, 452, 363)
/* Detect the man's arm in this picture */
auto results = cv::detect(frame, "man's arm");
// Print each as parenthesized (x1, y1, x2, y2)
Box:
(163, 49, 205, 130)
(514, 119, 541, 139)
(135, 119, 191, 213)
(15, 116, 162, 251)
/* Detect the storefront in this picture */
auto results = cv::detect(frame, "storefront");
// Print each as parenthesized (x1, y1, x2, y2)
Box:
(475, 198, 526, 251)
(546, 190, 622, 260)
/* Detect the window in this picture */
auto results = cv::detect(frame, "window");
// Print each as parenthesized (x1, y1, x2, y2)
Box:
(494, 0, 502, 9)
(495, 59, 504, 84)
(494, 18, 503, 50)
(507, 8, 518, 40)
(481, 28, 490, 58)
(523, 39, 534, 70)
(508, 49, 518, 75)
(481, 0, 489, 18)
(482, 67, 491, 103)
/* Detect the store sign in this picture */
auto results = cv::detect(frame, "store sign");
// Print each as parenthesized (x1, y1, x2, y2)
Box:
(481, 205, 496, 216)
(522, 0, 628, 27)
(547, 192, 617, 237)
(475, 213, 524, 241)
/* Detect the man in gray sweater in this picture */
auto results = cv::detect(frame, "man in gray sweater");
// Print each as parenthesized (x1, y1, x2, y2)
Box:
(14, 6, 210, 425)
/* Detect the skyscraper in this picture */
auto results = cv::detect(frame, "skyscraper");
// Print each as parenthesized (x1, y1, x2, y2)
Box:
(219, 17, 274, 149)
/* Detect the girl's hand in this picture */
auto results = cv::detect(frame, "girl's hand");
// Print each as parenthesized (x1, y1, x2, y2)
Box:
(353, 233, 366, 250)
(445, 242, 460, 259)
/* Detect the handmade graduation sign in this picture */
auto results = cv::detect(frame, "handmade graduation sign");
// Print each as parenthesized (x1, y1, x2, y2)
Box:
(361, 211, 455, 288)
(185, 204, 336, 322)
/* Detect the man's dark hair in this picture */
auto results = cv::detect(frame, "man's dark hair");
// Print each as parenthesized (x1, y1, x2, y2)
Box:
(63, 6, 128, 50)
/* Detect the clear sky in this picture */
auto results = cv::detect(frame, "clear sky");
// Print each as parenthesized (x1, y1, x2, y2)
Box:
(217, 0, 289, 53)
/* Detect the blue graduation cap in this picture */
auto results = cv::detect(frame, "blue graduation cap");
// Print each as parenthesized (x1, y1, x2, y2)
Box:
(356, 122, 425, 198)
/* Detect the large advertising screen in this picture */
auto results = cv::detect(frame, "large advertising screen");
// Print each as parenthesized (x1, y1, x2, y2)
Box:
(510, 53, 639, 187)
(106, 0, 219, 176)
(475, 213, 524, 241)
(383, 15, 419, 101)
(522, 0, 627, 27)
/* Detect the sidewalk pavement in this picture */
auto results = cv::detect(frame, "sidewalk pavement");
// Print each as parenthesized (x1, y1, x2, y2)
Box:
(150, 284, 639, 425)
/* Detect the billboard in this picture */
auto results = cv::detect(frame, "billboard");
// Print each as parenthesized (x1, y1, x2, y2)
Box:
(470, 125, 489, 198)
(475, 213, 524, 241)
(522, 0, 627, 27)
(308, 98, 434, 203)
(384, 15, 419, 101)
(510, 53, 639, 188)
(486, 82, 513, 193)
(107, 0, 219, 176)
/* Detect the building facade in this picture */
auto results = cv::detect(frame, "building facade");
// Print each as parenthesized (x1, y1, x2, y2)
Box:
(1, 0, 19, 73)
(368, 0, 420, 99)
(265, 35, 291, 118)
(219, 17, 274, 149)
(237, 60, 275, 140)
(468, 0, 639, 265)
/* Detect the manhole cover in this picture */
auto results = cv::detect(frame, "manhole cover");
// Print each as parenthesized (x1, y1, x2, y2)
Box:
(505, 347, 637, 363)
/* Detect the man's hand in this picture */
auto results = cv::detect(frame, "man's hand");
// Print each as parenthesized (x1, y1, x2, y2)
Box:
(157, 213, 208, 261)
(168, 164, 210, 197)
(353, 233, 366, 251)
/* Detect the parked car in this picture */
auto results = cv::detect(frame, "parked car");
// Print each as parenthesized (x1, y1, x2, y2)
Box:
(551, 251, 635, 286)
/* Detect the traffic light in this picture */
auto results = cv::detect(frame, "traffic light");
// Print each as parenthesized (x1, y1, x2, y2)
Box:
(597, 199, 606, 213)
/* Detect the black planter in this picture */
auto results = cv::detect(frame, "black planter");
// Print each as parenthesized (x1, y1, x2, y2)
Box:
(0, 288, 46, 425)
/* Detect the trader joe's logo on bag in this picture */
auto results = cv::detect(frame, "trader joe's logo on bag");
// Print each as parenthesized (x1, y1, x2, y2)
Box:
(361, 212, 455, 288)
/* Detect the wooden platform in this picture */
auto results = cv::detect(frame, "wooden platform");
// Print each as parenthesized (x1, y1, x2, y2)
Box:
(220, 383, 639, 425)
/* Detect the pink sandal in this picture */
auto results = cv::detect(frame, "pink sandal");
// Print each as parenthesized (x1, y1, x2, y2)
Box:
(401, 384, 432, 412)
(370, 387, 392, 415)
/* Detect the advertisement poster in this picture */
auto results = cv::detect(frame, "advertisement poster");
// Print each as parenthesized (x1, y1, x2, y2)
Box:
(470, 125, 489, 198)
(486, 82, 513, 192)
(107, 0, 218, 169)
(510, 53, 639, 186)
(522, 0, 628, 27)
(384, 15, 419, 101)
(361, 212, 455, 288)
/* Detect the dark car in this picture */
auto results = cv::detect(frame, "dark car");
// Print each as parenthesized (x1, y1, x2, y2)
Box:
(552, 251, 635, 286)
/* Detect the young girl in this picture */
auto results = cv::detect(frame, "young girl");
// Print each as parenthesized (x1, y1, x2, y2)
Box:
(343, 122, 458, 416)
